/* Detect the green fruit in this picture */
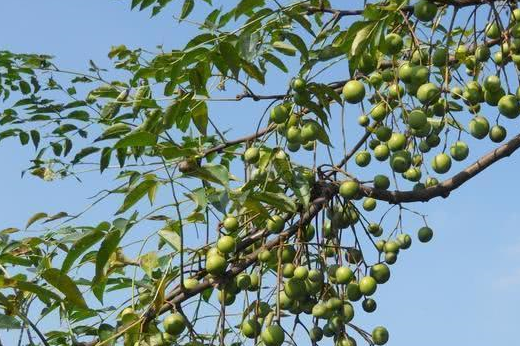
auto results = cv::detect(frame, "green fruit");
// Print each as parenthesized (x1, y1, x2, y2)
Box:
(217, 235, 236, 254)
(343, 302, 355, 322)
(389, 150, 412, 173)
(206, 255, 227, 275)
(484, 88, 505, 106)
(451, 86, 463, 99)
(410, 65, 429, 85)
(284, 278, 306, 299)
(309, 327, 324, 342)
(312, 302, 327, 318)
(369, 72, 383, 88)
(483, 75, 501, 92)
(397, 233, 412, 249)
(163, 313, 186, 336)
(485, 22, 500, 39)
(355, 151, 371, 167)
(513, 8, 520, 22)
(241, 319, 261, 339)
(342, 80, 366, 104)
(384, 241, 400, 254)
(248, 273, 259, 291)
(431, 153, 452, 174)
(261, 325, 285, 346)
(339, 181, 360, 199)
(218, 290, 236, 305)
(293, 266, 309, 280)
(475, 45, 491, 62)
(398, 63, 414, 83)
(362, 298, 377, 313)
(375, 126, 392, 142)
(469, 116, 490, 139)
(270, 104, 289, 124)
(489, 125, 507, 142)
(374, 144, 390, 161)
(370, 103, 388, 121)
(184, 277, 199, 291)
(291, 78, 306, 92)
(414, 0, 437, 21)
(370, 263, 391, 284)
(372, 326, 389, 345)
(286, 126, 302, 143)
(385, 252, 398, 264)
(346, 282, 362, 301)
(408, 109, 427, 129)
(336, 266, 354, 284)
(382, 33, 403, 55)
(374, 175, 390, 189)
(301, 122, 319, 142)
(359, 276, 377, 296)
(417, 83, 441, 104)
(388, 83, 405, 99)
(498, 94, 520, 118)
(363, 197, 377, 211)
(403, 167, 422, 182)
(236, 273, 251, 289)
(381, 68, 394, 82)
(358, 54, 377, 74)
(387, 133, 407, 151)
(418, 226, 433, 242)
(267, 215, 285, 233)
(450, 141, 469, 161)
(243, 147, 260, 164)
(282, 263, 295, 278)
(287, 142, 300, 152)
(432, 48, 448, 66)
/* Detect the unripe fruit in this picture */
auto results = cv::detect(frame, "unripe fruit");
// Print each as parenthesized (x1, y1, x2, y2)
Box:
(237, 273, 251, 289)
(498, 94, 520, 118)
(363, 298, 377, 313)
(291, 78, 306, 92)
(384, 241, 400, 254)
(217, 235, 236, 254)
(475, 45, 491, 62)
(244, 147, 260, 164)
(389, 150, 412, 173)
(346, 282, 362, 301)
(301, 122, 318, 141)
(261, 325, 285, 346)
(359, 276, 377, 296)
(339, 181, 360, 199)
(385, 252, 398, 264)
(293, 266, 309, 280)
(241, 319, 261, 339)
(370, 263, 391, 284)
(414, 0, 437, 22)
(374, 144, 390, 161)
(485, 22, 500, 39)
(387, 133, 407, 151)
(375, 126, 392, 142)
(342, 80, 366, 104)
(374, 175, 390, 190)
(183, 277, 199, 291)
(450, 141, 469, 161)
(397, 233, 412, 249)
(418, 226, 433, 242)
(370, 103, 388, 121)
(248, 273, 260, 291)
(431, 153, 452, 174)
(398, 63, 413, 83)
(355, 151, 371, 167)
(416, 83, 440, 104)
(163, 313, 186, 336)
(372, 326, 389, 345)
(286, 126, 302, 143)
(432, 48, 448, 66)
(206, 254, 227, 275)
(270, 104, 289, 124)
(382, 33, 403, 55)
(335, 266, 354, 284)
(363, 197, 376, 211)
(483, 75, 501, 92)
(388, 83, 405, 99)
(267, 215, 285, 233)
(408, 109, 427, 129)
(469, 116, 490, 139)
(489, 125, 507, 142)
(309, 327, 324, 342)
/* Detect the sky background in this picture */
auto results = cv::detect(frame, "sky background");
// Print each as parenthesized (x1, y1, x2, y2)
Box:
(1, 1, 520, 345)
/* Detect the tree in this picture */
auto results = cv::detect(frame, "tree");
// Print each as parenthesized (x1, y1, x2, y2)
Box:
(0, 0, 519, 345)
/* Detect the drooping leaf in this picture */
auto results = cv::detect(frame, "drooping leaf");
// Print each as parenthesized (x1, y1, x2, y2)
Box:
(42, 268, 88, 309)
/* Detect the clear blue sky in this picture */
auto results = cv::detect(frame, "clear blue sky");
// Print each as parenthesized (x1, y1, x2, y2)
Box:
(1, 1, 520, 345)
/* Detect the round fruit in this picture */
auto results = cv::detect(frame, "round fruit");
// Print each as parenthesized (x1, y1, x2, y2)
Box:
(372, 326, 389, 345)
(374, 175, 390, 189)
(385, 252, 397, 264)
(387, 133, 407, 151)
(370, 263, 390, 284)
(163, 313, 186, 335)
(397, 233, 412, 249)
(267, 215, 285, 233)
(489, 125, 507, 142)
(270, 104, 289, 124)
(398, 63, 413, 83)
(301, 122, 318, 141)
(414, 0, 437, 22)
(483, 75, 501, 92)
(217, 235, 236, 254)
(363, 197, 376, 211)
(418, 226, 434, 242)
(384, 241, 400, 254)
(375, 126, 392, 142)
(370, 103, 388, 121)
(261, 325, 285, 346)
(309, 327, 323, 342)
(408, 109, 427, 129)
(416, 83, 440, 104)
(358, 114, 370, 127)
(291, 78, 306, 92)
(469, 116, 490, 139)
(432, 48, 448, 66)
(343, 80, 366, 104)
(241, 319, 261, 339)
(390, 150, 412, 173)
(475, 45, 491, 62)
(184, 277, 199, 291)
(286, 126, 302, 143)
(498, 95, 520, 118)
(248, 273, 259, 291)
(485, 22, 500, 39)
(284, 278, 306, 299)
(450, 141, 469, 161)
(382, 33, 403, 55)
(343, 302, 355, 322)
(362, 298, 377, 313)
(336, 266, 354, 284)
(244, 147, 259, 164)
(339, 181, 360, 199)
(359, 276, 377, 296)
(293, 266, 309, 280)
(346, 282, 362, 301)
(237, 274, 251, 289)
(431, 153, 452, 174)
(355, 151, 371, 167)
(374, 144, 390, 161)
(206, 254, 227, 275)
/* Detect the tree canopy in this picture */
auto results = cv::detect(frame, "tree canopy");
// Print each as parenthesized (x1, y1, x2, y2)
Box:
(1, 0, 519, 345)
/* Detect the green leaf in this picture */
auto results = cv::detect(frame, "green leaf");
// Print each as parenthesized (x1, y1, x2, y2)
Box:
(250, 191, 296, 213)
(117, 180, 158, 214)
(42, 268, 88, 309)
(180, 0, 194, 19)
(284, 32, 309, 60)
(26, 212, 47, 229)
(191, 102, 208, 135)
(0, 314, 21, 329)
(93, 229, 122, 302)
(263, 53, 288, 72)
(139, 252, 158, 278)
(96, 123, 132, 141)
(61, 229, 105, 273)
(188, 164, 230, 187)
(114, 131, 157, 148)
(158, 226, 181, 251)
(241, 60, 265, 84)
(72, 147, 100, 164)
(67, 110, 90, 121)
(219, 42, 241, 77)
(235, 0, 265, 19)
(272, 41, 297, 56)
(0, 277, 61, 304)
